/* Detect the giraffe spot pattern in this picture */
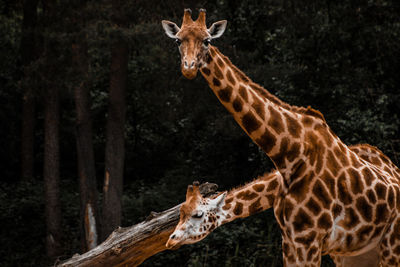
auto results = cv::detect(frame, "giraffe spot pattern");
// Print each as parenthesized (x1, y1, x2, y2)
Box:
(268, 106, 285, 134)
(252, 183, 265, 192)
(366, 189, 377, 204)
(284, 113, 302, 138)
(312, 179, 331, 209)
(236, 190, 258, 200)
(315, 123, 333, 146)
(321, 170, 336, 198)
(272, 137, 290, 168)
(214, 64, 223, 79)
(233, 202, 243, 215)
(334, 146, 349, 166)
(284, 199, 294, 221)
(255, 129, 276, 153)
(374, 203, 389, 224)
(356, 225, 373, 242)
(293, 208, 314, 232)
(286, 142, 301, 163)
(375, 183, 387, 200)
(212, 77, 221, 86)
(332, 203, 343, 218)
(362, 167, 375, 186)
(337, 173, 352, 205)
(294, 231, 317, 245)
(306, 197, 322, 216)
(343, 207, 360, 229)
(238, 85, 248, 101)
(266, 179, 278, 192)
(249, 197, 262, 215)
(355, 196, 372, 222)
(326, 150, 340, 176)
(226, 69, 236, 86)
(242, 111, 262, 134)
(251, 97, 265, 120)
(217, 57, 224, 68)
(348, 167, 364, 194)
(217, 86, 232, 102)
(202, 67, 211, 76)
(233, 97, 243, 112)
(317, 212, 332, 229)
(302, 116, 314, 127)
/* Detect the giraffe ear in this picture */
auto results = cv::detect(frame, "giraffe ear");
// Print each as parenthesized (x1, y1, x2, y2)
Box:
(161, 20, 180, 39)
(208, 20, 227, 39)
(210, 191, 227, 208)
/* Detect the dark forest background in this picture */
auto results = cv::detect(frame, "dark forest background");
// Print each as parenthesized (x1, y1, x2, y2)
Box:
(1, 0, 399, 266)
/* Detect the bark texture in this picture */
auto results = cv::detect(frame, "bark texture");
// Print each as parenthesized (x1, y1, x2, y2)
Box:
(20, 0, 39, 180)
(72, 0, 100, 251)
(101, 0, 129, 241)
(59, 183, 218, 267)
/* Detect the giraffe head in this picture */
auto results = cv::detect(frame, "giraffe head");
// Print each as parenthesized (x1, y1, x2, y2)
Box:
(166, 182, 227, 249)
(161, 8, 227, 79)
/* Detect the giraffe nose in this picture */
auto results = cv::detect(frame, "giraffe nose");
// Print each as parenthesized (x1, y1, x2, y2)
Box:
(184, 60, 196, 69)
(170, 234, 176, 239)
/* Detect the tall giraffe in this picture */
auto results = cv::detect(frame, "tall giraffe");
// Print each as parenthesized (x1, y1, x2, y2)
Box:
(166, 144, 398, 266)
(161, 9, 400, 266)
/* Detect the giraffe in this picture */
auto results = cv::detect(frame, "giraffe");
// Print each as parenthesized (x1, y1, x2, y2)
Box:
(166, 144, 399, 266)
(161, 9, 400, 266)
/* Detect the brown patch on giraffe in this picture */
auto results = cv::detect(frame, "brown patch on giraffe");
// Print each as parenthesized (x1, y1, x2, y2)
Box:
(357, 225, 373, 242)
(249, 197, 262, 215)
(343, 207, 360, 229)
(225, 197, 233, 204)
(356, 197, 372, 222)
(213, 64, 224, 79)
(233, 202, 243, 216)
(333, 146, 349, 166)
(212, 77, 221, 87)
(294, 231, 317, 245)
(238, 85, 248, 101)
(284, 199, 294, 221)
(252, 183, 265, 192)
(217, 57, 224, 68)
(305, 131, 319, 165)
(217, 86, 233, 102)
(293, 208, 314, 232)
(289, 170, 312, 202)
(255, 129, 276, 153)
(233, 97, 243, 112)
(370, 156, 382, 167)
(350, 152, 362, 168)
(307, 246, 318, 261)
(202, 67, 211, 76)
(266, 194, 274, 206)
(209, 47, 217, 57)
(326, 150, 340, 176)
(375, 183, 387, 200)
(366, 189, 377, 204)
(266, 179, 278, 192)
(236, 190, 258, 201)
(271, 137, 290, 168)
(346, 235, 353, 248)
(337, 172, 352, 205)
(252, 97, 265, 120)
(388, 186, 395, 209)
(287, 142, 301, 163)
(222, 204, 231, 210)
(315, 148, 325, 175)
(296, 248, 304, 262)
(313, 179, 332, 209)
(282, 242, 290, 256)
(226, 69, 236, 86)
(362, 167, 375, 186)
(315, 123, 334, 146)
(321, 170, 336, 198)
(306, 197, 322, 216)
(348, 168, 364, 194)
(209, 224, 216, 231)
(268, 106, 285, 134)
(332, 203, 343, 218)
(374, 203, 389, 224)
(242, 111, 262, 134)
(291, 159, 307, 181)
(284, 113, 302, 138)
(302, 116, 314, 127)
(317, 212, 333, 229)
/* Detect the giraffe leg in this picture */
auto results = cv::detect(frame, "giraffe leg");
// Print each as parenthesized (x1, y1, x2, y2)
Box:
(330, 247, 380, 267)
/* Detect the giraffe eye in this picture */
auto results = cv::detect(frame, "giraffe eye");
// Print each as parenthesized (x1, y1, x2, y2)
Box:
(192, 211, 203, 219)
(203, 39, 211, 47)
(175, 39, 182, 46)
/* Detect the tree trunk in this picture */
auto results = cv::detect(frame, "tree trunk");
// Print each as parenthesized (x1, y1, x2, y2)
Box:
(73, 40, 100, 252)
(43, 83, 62, 259)
(42, 0, 62, 260)
(101, 0, 129, 241)
(58, 183, 218, 267)
(71, 0, 100, 252)
(20, 0, 39, 180)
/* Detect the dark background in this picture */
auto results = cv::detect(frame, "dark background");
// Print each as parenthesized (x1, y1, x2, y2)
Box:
(1, 0, 399, 266)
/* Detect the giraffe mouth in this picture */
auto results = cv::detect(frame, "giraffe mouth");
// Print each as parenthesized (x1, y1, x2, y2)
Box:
(181, 68, 198, 79)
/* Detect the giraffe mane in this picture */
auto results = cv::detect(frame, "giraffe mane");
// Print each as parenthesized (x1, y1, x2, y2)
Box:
(213, 46, 326, 122)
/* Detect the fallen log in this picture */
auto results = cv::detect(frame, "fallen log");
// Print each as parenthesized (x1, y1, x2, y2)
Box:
(58, 182, 218, 267)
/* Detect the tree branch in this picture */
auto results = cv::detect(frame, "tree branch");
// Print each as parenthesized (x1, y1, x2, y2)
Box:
(58, 182, 218, 267)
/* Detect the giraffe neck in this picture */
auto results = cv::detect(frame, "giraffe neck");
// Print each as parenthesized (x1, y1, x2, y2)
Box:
(216, 171, 282, 226)
(200, 46, 333, 183)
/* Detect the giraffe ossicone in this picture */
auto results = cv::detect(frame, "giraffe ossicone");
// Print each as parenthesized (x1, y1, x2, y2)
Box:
(162, 9, 400, 267)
